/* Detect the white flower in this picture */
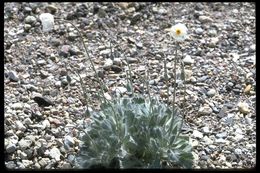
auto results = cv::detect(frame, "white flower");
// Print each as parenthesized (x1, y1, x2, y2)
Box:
(39, 13, 54, 32)
(169, 23, 188, 42)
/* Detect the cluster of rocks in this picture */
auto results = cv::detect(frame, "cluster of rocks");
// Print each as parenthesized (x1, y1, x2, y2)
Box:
(4, 2, 255, 169)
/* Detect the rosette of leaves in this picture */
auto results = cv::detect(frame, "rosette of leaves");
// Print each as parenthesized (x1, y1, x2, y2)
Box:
(75, 96, 193, 168)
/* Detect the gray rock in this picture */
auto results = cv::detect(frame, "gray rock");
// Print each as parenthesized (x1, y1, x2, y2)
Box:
(195, 3, 204, 10)
(37, 59, 47, 66)
(11, 103, 23, 110)
(234, 134, 244, 142)
(40, 70, 49, 78)
(46, 4, 58, 13)
(50, 38, 61, 47)
(131, 12, 142, 25)
(67, 154, 75, 163)
(34, 162, 41, 169)
(49, 147, 61, 161)
(24, 24, 31, 31)
(22, 160, 33, 168)
(110, 65, 123, 73)
(191, 140, 199, 147)
(183, 55, 194, 65)
(8, 71, 19, 82)
(51, 128, 61, 137)
(202, 136, 213, 145)
(24, 84, 38, 92)
(55, 81, 62, 87)
(100, 49, 111, 56)
(64, 135, 75, 147)
(23, 118, 33, 126)
(103, 58, 113, 69)
(250, 44, 255, 52)
(5, 130, 15, 137)
(39, 13, 54, 32)
(237, 102, 250, 114)
(235, 128, 243, 134)
(209, 37, 219, 48)
(24, 16, 37, 25)
(195, 28, 204, 35)
(199, 15, 213, 23)
(193, 130, 203, 139)
(16, 161, 26, 169)
(112, 87, 127, 95)
(136, 42, 143, 48)
(62, 163, 71, 169)
(41, 120, 51, 130)
(198, 106, 212, 115)
(68, 32, 78, 41)
(226, 162, 232, 168)
(245, 117, 252, 124)
(97, 8, 107, 18)
(208, 29, 217, 36)
(20, 151, 28, 160)
(126, 57, 138, 64)
(216, 132, 227, 138)
(113, 58, 122, 66)
(6, 161, 16, 169)
(201, 155, 209, 161)
(208, 144, 216, 150)
(234, 148, 242, 155)
(207, 89, 216, 97)
(33, 96, 54, 107)
(215, 138, 227, 144)
(202, 126, 210, 134)
(56, 138, 63, 147)
(39, 158, 50, 167)
(6, 143, 16, 153)
(60, 45, 71, 57)
(197, 76, 208, 82)
(9, 135, 19, 145)
(15, 121, 26, 131)
(18, 139, 33, 150)
(24, 7, 32, 13)
(190, 76, 197, 83)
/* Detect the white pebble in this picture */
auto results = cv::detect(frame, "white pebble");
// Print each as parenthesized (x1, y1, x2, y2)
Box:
(207, 89, 216, 97)
(39, 13, 54, 32)
(193, 130, 203, 139)
(49, 147, 61, 161)
(183, 55, 194, 65)
(15, 121, 26, 132)
(11, 103, 24, 110)
(237, 102, 250, 114)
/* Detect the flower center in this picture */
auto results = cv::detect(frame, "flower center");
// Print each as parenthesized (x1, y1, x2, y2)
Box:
(176, 29, 181, 35)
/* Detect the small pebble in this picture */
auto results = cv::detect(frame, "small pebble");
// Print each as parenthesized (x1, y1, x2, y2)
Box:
(237, 102, 250, 114)
(183, 55, 195, 65)
(49, 147, 61, 161)
(6, 143, 16, 153)
(193, 130, 203, 139)
(207, 89, 216, 97)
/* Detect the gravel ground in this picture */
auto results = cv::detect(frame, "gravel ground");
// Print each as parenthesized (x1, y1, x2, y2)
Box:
(4, 2, 256, 169)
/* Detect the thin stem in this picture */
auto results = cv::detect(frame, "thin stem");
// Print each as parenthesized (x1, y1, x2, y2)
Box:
(174, 60, 187, 143)
(181, 51, 187, 121)
(173, 43, 179, 108)
(56, 19, 106, 99)
(117, 43, 134, 95)
(167, 42, 179, 136)
(163, 54, 169, 104)
(145, 64, 153, 114)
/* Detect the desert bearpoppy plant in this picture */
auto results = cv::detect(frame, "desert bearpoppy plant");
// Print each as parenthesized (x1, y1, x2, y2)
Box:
(40, 14, 193, 168)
